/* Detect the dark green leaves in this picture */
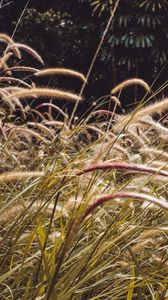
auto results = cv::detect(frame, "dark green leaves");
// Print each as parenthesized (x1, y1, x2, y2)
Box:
(122, 32, 154, 48)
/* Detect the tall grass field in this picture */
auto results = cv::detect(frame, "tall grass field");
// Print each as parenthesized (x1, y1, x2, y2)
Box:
(0, 33, 168, 300)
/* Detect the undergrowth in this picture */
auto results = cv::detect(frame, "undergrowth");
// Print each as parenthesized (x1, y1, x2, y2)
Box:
(0, 33, 168, 300)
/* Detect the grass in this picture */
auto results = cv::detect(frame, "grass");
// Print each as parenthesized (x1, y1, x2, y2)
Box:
(0, 34, 168, 300)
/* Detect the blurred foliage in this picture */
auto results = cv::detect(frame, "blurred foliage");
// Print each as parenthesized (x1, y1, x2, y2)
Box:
(0, 0, 168, 103)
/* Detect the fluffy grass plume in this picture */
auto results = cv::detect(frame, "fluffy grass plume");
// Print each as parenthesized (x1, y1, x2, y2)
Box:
(35, 67, 87, 83)
(111, 78, 151, 94)
(7, 87, 83, 102)
(114, 97, 168, 132)
(0, 171, 44, 182)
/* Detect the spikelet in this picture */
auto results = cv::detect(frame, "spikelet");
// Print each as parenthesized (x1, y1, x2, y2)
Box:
(0, 204, 24, 226)
(138, 118, 168, 136)
(111, 96, 121, 107)
(91, 109, 116, 117)
(0, 33, 13, 45)
(26, 107, 47, 121)
(138, 98, 168, 117)
(9, 66, 39, 73)
(1, 51, 13, 63)
(130, 227, 168, 252)
(7, 87, 82, 102)
(111, 78, 151, 94)
(81, 192, 168, 220)
(43, 120, 69, 131)
(113, 98, 168, 132)
(126, 128, 149, 148)
(27, 122, 55, 138)
(77, 161, 168, 177)
(8, 127, 49, 144)
(0, 201, 68, 227)
(4, 86, 27, 92)
(8, 42, 44, 64)
(91, 141, 129, 162)
(0, 33, 21, 58)
(35, 68, 87, 83)
(0, 52, 13, 74)
(140, 148, 168, 162)
(35, 103, 68, 120)
(130, 239, 154, 253)
(0, 171, 44, 182)
(0, 76, 31, 88)
(0, 89, 15, 109)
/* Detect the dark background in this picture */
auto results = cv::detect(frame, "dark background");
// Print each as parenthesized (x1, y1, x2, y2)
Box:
(0, 0, 168, 114)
